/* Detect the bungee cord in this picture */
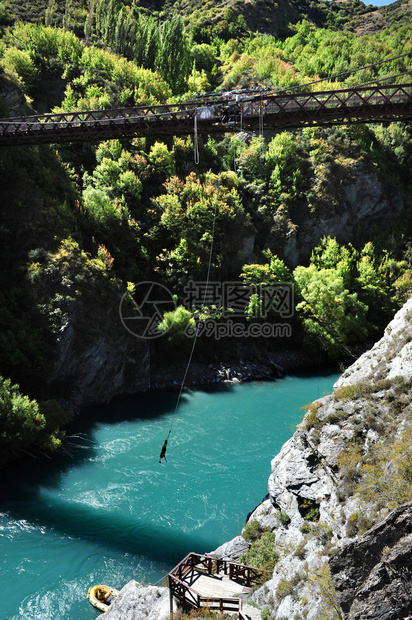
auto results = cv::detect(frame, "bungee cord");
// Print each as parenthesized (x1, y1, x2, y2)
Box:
(159, 162, 222, 463)
(194, 113, 200, 165)
(259, 92, 264, 161)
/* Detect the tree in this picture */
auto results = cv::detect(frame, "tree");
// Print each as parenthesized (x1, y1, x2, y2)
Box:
(134, 15, 160, 70)
(310, 236, 356, 288)
(155, 15, 191, 94)
(294, 264, 368, 360)
(0, 377, 68, 465)
(355, 242, 396, 322)
(1, 48, 38, 89)
(158, 305, 195, 345)
(266, 133, 304, 201)
(148, 141, 176, 181)
(241, 253, 291, 284)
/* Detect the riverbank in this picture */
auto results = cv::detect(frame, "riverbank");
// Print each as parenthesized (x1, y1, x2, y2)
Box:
(149, 350, 315, 391)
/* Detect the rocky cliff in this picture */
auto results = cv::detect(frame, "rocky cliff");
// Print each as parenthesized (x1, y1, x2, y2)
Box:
(267, 156, 404, 267)
(102, 299, 412, 619)
(0, 74, 34, 117)
(220, 297, 412, 620)
(49, 305, 150, 407)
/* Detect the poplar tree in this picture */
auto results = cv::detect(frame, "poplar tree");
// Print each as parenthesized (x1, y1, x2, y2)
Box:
(156, 15, 190, 95)
(134, 15, 160, 71)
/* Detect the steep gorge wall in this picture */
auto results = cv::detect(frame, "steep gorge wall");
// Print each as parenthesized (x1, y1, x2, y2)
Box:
(49, 303, 150, 406)
(266, 155, 404, 266)
(214, 298, 412, 620)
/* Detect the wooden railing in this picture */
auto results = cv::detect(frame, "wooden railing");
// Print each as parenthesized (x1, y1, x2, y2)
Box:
(168, 552, 263, 619)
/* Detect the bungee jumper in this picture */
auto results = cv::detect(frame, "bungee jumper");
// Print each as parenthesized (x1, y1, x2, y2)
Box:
(159, 438, 168, 463)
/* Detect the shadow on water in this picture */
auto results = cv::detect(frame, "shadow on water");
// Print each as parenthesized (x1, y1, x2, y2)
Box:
(76, 382, 239, 433)
(0, 371, 333, 503)
(0, 384, 242, 567)
(1, 492, 219, 566)
(1, 388, 190, 493)
(0, 370, 335, 500)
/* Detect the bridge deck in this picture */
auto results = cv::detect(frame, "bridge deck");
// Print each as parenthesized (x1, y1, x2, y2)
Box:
(0, 83, 411, 146)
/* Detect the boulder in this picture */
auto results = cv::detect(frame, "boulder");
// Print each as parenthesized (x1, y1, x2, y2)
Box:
(102, 581, 170, 620)
(209, 535, 250, 562)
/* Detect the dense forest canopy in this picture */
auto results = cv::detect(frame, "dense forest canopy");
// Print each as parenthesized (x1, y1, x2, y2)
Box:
(0, 0, 411, 465)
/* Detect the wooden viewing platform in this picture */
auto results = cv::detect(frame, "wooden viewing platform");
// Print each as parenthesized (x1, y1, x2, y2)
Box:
(168, 552, 264, 619)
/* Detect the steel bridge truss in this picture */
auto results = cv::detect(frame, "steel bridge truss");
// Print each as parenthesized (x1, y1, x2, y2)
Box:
(0, 83, 411, 146)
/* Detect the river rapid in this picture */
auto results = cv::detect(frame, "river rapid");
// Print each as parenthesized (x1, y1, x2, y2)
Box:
(0, 372, 339, 619)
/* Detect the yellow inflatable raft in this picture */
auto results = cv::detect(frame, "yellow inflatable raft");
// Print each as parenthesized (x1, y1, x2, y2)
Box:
(87, 584, 119, 612)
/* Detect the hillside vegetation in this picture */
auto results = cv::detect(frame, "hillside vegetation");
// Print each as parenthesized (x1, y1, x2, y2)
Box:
(0, 0, 411, 465)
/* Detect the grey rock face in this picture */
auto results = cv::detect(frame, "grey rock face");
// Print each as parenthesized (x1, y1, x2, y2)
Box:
(266, 158, 404, 267)
(102, 581, 170, 620)
(330, 503, 412, 620)
(0, 74, 33, 116)
(50, 309, 150, 407)
(239, 300, 412, 619)
(210, 535, 250, 562)
(335, 298, 412, 388)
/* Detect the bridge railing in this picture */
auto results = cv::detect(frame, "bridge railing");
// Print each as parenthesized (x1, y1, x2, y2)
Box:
(240, 83, 412, 126)
(0, 100, 200, 125)
(0, 82, 411, 145)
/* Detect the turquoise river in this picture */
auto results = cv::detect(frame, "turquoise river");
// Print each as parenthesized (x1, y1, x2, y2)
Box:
(0, 372, 340, 619)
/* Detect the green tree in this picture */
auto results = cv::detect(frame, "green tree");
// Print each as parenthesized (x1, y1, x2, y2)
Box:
(134, 14, 160, 70)
(241, 254, 291, 284)
(156, 15, 191, 94)
(0, 377, 69, 465)
(310, 236, 356, 288)
(148, 141, 176, 181)
(266, 133, 304, 201)
(158, 305, 195, 345)
(1, 47, 37, 88)
(294, 264, 368, 360)
(355, 242, 396, 321)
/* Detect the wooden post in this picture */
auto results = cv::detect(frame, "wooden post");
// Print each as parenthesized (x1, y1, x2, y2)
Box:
(169, 579, 174, 618)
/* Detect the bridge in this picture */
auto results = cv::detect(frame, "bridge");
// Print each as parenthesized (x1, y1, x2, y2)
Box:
(0, 83, 411, 146)
(168, 551, 264, 619)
